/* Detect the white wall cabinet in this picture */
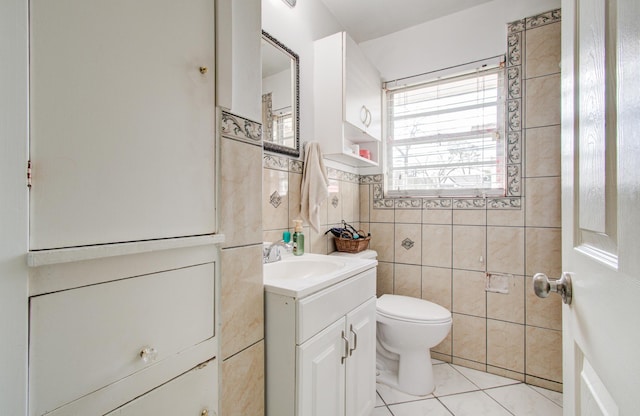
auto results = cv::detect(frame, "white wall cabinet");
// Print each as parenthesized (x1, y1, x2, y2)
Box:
(265, 267, 377, 416)
(314, 32, 382, 167)
(29, 0, 216, 250)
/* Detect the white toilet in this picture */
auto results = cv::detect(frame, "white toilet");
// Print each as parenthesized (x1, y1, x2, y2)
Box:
(329, 249, 452, 396)
(376, 294, 452, 396)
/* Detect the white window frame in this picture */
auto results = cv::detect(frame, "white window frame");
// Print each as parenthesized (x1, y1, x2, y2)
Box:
(385, 63, 507, 198)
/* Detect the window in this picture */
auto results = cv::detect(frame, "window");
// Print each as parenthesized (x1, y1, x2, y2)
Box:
(386, 65, 506, 197)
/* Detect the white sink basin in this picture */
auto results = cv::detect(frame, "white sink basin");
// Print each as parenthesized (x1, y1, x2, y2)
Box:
(265, 256, 346, 280)
(264, 253, 377, 298)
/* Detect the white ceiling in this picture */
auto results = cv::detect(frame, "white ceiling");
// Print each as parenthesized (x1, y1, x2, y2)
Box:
(319, 0, 494, 43)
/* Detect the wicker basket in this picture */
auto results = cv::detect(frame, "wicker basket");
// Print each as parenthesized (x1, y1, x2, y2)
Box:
(334, 235, 371, 253)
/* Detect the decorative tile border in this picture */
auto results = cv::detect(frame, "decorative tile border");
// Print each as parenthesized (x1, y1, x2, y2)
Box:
(289, 159, 303, 173)
(373, 199, 395, 209)
(488, 197, 521, 209)
(360, 174, 383, 184)
(261, 155, 522, 210)
(220, 110, 261, 145)
(327, 167, 359, 183)
(504, 11, 531, 198)
(395, 199, 422, 209)
(423, 199, 453, 210)
(507, 66, 521, 99)
(507, 132, 522, 164)
(453, 199, 487, 209)
(373, 183, 384, 200)
(263, 154, 289, 171)
(525, 9, 561, 29)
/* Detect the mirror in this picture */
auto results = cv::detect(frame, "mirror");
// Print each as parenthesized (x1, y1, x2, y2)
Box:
(261, 30, 300, 157)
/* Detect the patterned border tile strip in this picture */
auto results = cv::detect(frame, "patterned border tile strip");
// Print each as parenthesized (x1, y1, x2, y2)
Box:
(220, 110, 262, 145)
(263, 154, 289, 171)
(360, 174, 383, 184)
(487, 197, 521, 209)
(289, 159, 303, 173)
(525, 9, 561, 29)
(423, 199, 453, 210)
(453, 199, 487, 209)
(508, 132, 522, 164)
(508, 18, 526, 33)
(373, 199, 394, 209)
(505, 17, 523, 198)
(395, 199, 422, 209)
(508, 66, 522, 99)
(327, 167, 359, 183)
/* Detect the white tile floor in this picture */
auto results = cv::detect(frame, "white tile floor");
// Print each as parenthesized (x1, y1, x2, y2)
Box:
(373, 362, 563, 416)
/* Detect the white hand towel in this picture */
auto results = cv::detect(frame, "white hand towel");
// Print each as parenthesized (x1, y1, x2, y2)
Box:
(300, 142, 329, 233)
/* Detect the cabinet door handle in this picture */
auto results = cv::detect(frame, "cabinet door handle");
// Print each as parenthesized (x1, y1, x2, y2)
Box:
(360, 105, 368, 126)
(364, 109, 372, 128)
(349, 324, 358, 356)
(341, 330, 349, 364)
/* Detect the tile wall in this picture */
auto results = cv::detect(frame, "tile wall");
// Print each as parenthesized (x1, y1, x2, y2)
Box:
(219, 111, 265, 415)
(262, 9, 563, 393)
(262, 156, 361, 253)
(364, 9, 563, 392)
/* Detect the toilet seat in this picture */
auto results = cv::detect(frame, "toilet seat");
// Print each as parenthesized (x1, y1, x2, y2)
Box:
(377, 294, 451, 324)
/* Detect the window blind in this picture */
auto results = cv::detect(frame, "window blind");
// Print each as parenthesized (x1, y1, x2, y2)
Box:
(386, 65, 506, 197)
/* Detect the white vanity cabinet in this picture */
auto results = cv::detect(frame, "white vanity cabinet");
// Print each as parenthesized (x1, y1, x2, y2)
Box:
(314, 32, 382, 167)
(265, 267, 377, 416)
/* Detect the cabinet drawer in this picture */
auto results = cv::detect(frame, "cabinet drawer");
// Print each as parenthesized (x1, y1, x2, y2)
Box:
(296, 268, 375, 344)
(107, 358, 218, 416)
(29, 263, 215, 415)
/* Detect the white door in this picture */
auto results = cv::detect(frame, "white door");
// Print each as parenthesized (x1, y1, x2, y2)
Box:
(345, 298, 377, 416)
(556, 0, 640, 414)
(297, 317, 346, 416)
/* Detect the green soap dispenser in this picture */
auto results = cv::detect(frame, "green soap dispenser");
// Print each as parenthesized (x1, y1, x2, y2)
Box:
(292, 220, 305, 256)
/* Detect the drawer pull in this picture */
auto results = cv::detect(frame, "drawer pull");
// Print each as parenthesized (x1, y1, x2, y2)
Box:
(201, 410, 209, 416)
(139, 346, 158, 363)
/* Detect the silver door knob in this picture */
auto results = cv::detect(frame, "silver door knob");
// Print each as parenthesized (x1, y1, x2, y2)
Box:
(533, 272, 572, 305)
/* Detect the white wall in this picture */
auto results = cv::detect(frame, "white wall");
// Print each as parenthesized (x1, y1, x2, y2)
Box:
(217, 0, 262, 121)
(262, 0, 344, 154)
(0, 0, 29, 414)
(359, 0, 561, 82)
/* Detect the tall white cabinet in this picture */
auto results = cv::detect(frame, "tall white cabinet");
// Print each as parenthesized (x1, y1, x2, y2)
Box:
(27, 0, 220, 414)
(265, 267, 377, 416)
(314, 32, 382, 167)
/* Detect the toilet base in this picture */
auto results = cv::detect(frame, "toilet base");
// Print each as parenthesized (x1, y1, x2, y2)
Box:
(376, 347, 435, 396)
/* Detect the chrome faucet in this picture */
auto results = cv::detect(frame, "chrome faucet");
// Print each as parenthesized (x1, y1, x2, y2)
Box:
(263, 240, 292, 264)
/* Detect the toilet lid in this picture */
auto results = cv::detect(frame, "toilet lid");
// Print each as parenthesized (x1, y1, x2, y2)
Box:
(377, 294, 451, 323)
